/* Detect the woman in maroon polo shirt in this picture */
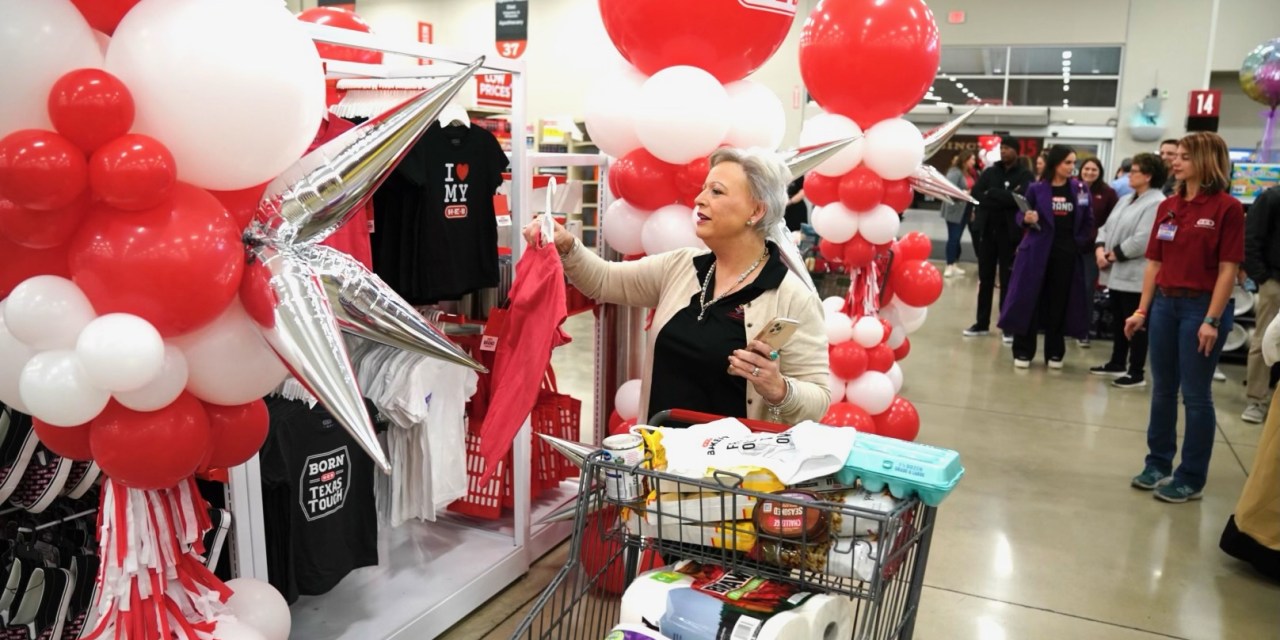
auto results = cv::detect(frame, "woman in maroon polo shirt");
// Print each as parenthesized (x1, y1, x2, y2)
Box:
(1124, 132, 1244, 503)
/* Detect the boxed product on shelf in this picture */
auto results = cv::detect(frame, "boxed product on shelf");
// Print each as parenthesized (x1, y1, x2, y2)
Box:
(836, 432, 964, 507)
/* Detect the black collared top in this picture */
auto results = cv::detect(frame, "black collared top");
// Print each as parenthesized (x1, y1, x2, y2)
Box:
(647, 242, 788, 421)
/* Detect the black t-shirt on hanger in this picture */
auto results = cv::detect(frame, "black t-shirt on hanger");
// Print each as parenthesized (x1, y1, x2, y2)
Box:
(371, 123, 510, 304)
(260, 396, 378, 603)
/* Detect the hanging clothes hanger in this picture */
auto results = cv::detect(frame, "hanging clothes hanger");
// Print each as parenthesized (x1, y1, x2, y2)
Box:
(437, 102, 470, 128)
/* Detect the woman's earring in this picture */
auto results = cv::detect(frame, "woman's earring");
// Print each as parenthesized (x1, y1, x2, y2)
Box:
(746, 219, 755, 226)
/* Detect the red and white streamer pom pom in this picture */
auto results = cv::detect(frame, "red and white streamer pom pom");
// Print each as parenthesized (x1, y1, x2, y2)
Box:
(84, 477, 233, 640)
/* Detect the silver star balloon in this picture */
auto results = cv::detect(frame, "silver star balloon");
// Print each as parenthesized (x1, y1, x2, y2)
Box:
(778, 136, 862, 178)
(910, 163, 979, 205)
(538, 433, 598, 470)
(237, 59, 486, 474)
(304, 244, 486, 372)
(921, 107, 981, 161)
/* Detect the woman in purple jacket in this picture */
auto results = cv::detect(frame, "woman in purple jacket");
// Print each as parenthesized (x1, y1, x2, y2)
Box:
(998, 145, 1095, 368)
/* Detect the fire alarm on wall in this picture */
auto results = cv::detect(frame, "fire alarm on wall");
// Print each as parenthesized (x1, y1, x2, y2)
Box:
(948, 11, 966, 24)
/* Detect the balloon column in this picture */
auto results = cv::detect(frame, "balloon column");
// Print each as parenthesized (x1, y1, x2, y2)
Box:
(1240, 38, 1280, 162)
(0, 1, 482, 637)
(802, 0, 970, 442)
(589, 0, 794, 257)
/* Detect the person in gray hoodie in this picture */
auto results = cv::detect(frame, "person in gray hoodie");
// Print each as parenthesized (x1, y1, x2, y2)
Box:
(1090, 152, 1168, 387)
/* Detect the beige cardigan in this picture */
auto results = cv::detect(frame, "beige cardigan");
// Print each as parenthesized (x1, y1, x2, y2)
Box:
(562, 242, 831, 424)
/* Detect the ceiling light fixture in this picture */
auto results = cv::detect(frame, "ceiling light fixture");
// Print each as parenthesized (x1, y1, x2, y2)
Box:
(1062, 51, 1073, 59)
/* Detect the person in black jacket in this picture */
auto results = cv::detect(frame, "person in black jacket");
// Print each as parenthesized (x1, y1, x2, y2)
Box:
(1242, 186, 1280, 423)
(964, 137, 1035, 337)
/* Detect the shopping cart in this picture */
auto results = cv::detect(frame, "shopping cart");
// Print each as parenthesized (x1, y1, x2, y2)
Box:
(514, 410, 938, 639)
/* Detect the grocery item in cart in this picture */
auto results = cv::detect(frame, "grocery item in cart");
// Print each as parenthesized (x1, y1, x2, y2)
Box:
(836, 431, 964, 506)
(601, 433, 647, 501)
(635, 491, 760, 525)
(662, 420, 857, 485)
(835, 489, 901, 538)
(623, 514, 757, 552)
(618, 566, 696, 628)
(826, 537, 880, 582)
(753, 490, 829, 542)
(605, 624, 673, 640)
(659, 588, 812, 640)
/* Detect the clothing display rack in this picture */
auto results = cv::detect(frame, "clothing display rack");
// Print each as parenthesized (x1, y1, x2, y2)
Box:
(219, 24, 594, 640)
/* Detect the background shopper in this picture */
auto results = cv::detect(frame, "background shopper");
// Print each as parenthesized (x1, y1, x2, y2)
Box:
(941, 151, 978, 278)
(1078, 157, 1119, 348)
(1242, 185, 1280, 423)
(1125, 132, 1245, 503)
(964, 137, 1034, 338)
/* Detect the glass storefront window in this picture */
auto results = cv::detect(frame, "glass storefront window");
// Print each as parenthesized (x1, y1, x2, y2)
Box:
(923, 45, 1122, 109)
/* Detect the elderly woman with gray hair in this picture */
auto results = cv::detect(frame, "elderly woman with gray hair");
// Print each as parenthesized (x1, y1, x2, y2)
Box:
(523, 147, 830, 424)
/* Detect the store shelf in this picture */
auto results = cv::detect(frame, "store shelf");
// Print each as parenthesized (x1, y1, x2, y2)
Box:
(289, 518, 526, 639)
(436, 480, 580, 561)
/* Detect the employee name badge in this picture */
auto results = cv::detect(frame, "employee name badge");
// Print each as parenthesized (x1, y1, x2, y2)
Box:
(1157, 221, 1177, 241)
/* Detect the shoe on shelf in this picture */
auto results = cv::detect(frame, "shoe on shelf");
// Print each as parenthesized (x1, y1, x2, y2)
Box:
(1154, 480, 1203, 503)
(1090, 363, 1126, 376)
(1213, 368, 1227, 382)
(962, 324, 990, 337)
(1002, 335, 1014, 346)
(1077, 338, 1091, 349)
(1047, 358, 1064, 370)
(1112, 375, 1146, 388)
(1241, 402, 1267, 424)
(1131, 466, 1172, 490)
(1014, 358, 1031, 369)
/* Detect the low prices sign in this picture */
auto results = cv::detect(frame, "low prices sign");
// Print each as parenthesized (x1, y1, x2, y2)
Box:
(495, 1, 528, 59)
(476, 73, 513, 108)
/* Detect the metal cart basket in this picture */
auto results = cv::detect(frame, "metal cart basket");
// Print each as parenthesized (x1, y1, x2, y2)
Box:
(514, 410, 938, 640)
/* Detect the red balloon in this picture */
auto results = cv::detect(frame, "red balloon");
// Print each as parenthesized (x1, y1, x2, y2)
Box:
(804, 172, 840, 207)
(675, 156, 710, 207)
(33, 419, 94, 461)
(612, 149, 681, 211)
(873, 396, 919, 441)
(891, 259, 943, 307)
(822, 401, 876, 432)
(47, 69, 135, 154)
(818, 239, 845, 265)
(606, 163, 623, 200)
(599, 0, 795, 83)
(297, 8, 383, 64)
(829, 341, 868, 380)
(202, 400, 270, 470)
(894, 337, 911, 361)
(838, 166, 885, 211)
(89, 395, 212, 490)
(69, 183, 244, 337)
(865, 344, 895, 373)
(0, 130, 88, 211)
(896, 231, 932, 261)
(799, 0, 940, 125)
(879, 318, 895, 342)
(842, 235, 877, 267)
(208, 182, 268, 230)
(88, 135, 177, 211)
(882, 179, 915, 213)
(69, 0, 141, 35)
(0, 195, 87, 249)
(0, 235, 69, 298)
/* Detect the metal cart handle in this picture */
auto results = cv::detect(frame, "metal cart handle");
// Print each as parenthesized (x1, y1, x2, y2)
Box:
(647, 409, 788, 434)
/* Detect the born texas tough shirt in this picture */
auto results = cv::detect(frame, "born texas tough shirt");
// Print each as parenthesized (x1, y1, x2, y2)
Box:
(260, 397, 378, 602)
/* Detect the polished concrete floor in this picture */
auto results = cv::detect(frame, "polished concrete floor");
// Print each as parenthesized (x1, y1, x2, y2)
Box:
(440, 263, 1280, 640)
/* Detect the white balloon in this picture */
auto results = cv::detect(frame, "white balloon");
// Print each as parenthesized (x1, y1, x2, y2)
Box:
(634, 66, 731, 164)
(114, 345, 188, 412)
(0, 303, 36, 413)
(858, 205, 901, 245)
(225, 578, 291, 640)
(821, 296, 846, 315)
(172, 300, 289, 405)
(19, 351, 109, 427)
(0, 0, 102, 133)
(851, 317, 885, 349)
(824, 312, 854, 345)
(4, 276, 97, 350)
(724, 80, 786, 151)
(584, 64, 647, 158)
(887, 363, 904, 394)
(602, 199, 650, 256)
(211, 619, 267, 640)
(898, 304, 929, 333)
(106, 0, 326, 190)
(798, 113, 865, 177)
(845, 371, 895, 415)
(810, 203, 859, 244)
(641, 204, 701, 255)
(614, 379, 643, 421)
(828, 373, 847, 403)
(76, 314, 165, 392)
(863, 118, 926, 181)
(886, 325, 907, 349)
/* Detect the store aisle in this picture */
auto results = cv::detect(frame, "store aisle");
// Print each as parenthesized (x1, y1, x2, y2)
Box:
(441, 272, 1280, 640)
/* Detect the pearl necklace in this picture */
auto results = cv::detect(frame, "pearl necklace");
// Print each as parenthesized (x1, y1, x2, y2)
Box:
(697, 248, 769, 322)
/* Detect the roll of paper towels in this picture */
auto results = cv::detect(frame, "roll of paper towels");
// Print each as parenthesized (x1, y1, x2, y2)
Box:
(619, 567, 695, 627)
(826, 537, 879, 582)
(756, 611, 812, 638)
(794, 594, 854, 640)
(838, 490, 899, 537)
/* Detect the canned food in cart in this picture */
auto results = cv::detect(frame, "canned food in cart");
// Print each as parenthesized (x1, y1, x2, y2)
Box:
(601, 433, 646, 502)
